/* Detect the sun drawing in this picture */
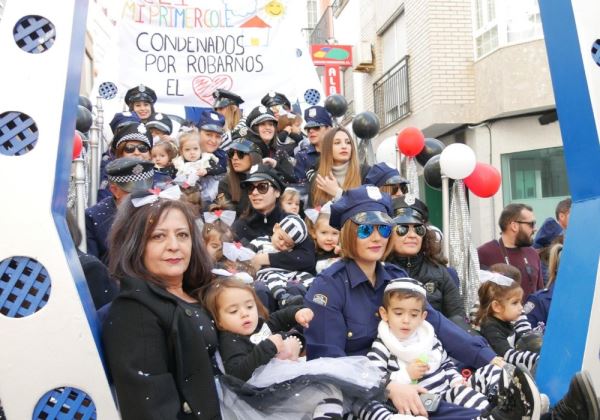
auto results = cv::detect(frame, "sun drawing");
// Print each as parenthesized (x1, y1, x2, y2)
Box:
(264, 0, 285, 17)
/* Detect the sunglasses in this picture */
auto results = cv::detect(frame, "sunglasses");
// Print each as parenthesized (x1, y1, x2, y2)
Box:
(395, 224, 427, 237)
(515, 220, 536, 228)
(247, 182, 271, 194)
(387, 184, 409, 195)
(227, 149, 248, 159)
(123, 143, 150, 154)
(357, 224, 393, 239)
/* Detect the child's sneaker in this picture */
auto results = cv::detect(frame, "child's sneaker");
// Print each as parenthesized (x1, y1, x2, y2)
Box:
(486, 364, 541, 419)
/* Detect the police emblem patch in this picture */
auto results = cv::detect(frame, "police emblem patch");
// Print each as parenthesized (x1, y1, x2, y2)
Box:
(139, 84, 146, 92)
(137, 123, 147, 134)
(308, 108, 317, 118)
(132, 164, 144, 175)
(249, 164, 259, 174)
(312, 294, 328, 306)
(268, 91, 276, 97)
(424, 282, 435, 294)
(155, 113, 163, 120)
(366, 185, 382, 200)
(404, 193, 416, 205)
(259, 105, 268, 114)
(210, 112, 220, 121)
(523, 301, 535, 314)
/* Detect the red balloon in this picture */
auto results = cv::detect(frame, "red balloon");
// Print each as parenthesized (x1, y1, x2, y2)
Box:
(397, 127, 425, 157)
(72, 132, 83, 160)
(464, 162, 501, 198)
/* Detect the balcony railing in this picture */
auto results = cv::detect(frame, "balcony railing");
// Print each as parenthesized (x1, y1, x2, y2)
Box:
(373, 56, 410, 128)
(310, 7, 333, 45)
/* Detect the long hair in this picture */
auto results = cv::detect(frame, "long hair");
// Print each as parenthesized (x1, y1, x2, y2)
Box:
(546, 243, 563, 288)
(474, 279, 523, 326)
(203, 277, 270, 329)
(220, 105, 242, 131)
(311, 127, 361, 206)
(226, 151, 262, 203)
(108, 197, 213, 295)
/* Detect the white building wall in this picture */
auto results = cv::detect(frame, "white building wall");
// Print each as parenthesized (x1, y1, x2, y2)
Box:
(461, 116, 562, 247)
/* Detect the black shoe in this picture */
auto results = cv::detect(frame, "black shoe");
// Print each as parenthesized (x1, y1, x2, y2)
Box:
(278, 293, 304, 308)
(552, 371, 600, 420)
(487, 364, 541, 419)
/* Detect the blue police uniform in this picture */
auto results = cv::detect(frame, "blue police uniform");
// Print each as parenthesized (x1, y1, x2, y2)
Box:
(524, 285, 554, 329)
(197, 110, 228, 176)
(85, 196, 117, 263)
(293, 106, 332, 182)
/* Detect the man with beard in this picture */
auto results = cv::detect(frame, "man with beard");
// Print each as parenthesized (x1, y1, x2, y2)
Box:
(477, 203, 544, 301)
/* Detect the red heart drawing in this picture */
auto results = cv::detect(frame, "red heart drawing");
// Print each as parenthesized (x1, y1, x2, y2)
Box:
(192, 75, 233, 105)
(213, 209, 223, 218)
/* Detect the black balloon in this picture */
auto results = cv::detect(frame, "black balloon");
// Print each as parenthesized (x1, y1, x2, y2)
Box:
(416, 137, 445, 166)
(78, 96, 93, 112)
(76, 105, 93, 133)
(352, 111, 380, 139)
(324, 94, 348, 117)
(424, 154, 443, 190)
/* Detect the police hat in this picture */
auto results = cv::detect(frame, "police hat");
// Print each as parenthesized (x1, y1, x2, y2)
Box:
(304, 106, 333, 129)
(106, 157, 154, 192)
(261, 91, 291, 110)
(109, 111, 141, 135)
(145, 113, 173, 135)
(329, 185, 393, 230)
(241, 164, 285, 192)
(246, 105, 277, 129)
(392, 195, 429, 224)
(113, 123, 152, 149)
(197, 110, 225, 134)
(229, 138, 261, 155)
(365, 162, 409, 187)
(124, 84, 157, 106)
(213, 88, 244, 109)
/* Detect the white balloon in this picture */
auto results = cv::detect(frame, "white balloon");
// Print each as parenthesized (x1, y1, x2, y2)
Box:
(376, 136, 404, 169)
(439, 143, 476, 179)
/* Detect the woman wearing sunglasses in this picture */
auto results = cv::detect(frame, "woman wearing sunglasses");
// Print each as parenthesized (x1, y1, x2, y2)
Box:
(216, 139, 263, 214)
(386, 195, 465, 322)
(231, 164, 288, 242)
(304, 186, 499, 418)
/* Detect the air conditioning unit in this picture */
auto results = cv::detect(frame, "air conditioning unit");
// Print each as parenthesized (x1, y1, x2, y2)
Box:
(354, 41, 374, 73)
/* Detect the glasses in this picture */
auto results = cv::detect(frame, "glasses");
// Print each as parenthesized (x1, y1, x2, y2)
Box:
(357, 224, 393, 239)
(387, 184, 409, 195)
(395, 224, 427, 237)
(515, 220, 536, 228)
(228, 149, 248, 159)
(248, 182, 271, 194)
(123, 143, 150, 154)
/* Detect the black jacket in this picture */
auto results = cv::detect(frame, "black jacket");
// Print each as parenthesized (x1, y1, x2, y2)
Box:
(387, 253, 465, 319)
(480, 315, 518, 357)
(247, 133, 297, 183)
(232, 204, 288, 242)
(102, 276, 221, 420)
(219, 305, 303, 381)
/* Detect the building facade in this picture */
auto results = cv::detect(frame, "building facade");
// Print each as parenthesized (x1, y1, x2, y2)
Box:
(314, 0, 567, 245)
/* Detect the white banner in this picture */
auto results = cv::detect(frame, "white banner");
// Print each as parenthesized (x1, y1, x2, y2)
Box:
(98, 0, 323, 109)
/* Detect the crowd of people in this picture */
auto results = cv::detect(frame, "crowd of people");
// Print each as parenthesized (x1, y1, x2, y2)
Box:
(71, 84, 598, 419)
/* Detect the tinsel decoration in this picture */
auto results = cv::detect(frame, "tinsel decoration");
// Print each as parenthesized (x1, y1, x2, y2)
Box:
(448, 179, 480, 315)
(406, 156, 420, 198)
(357, 137, 376, 167)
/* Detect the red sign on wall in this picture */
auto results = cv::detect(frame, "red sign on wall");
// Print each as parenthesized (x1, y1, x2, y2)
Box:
(310, 44, 353, 66)
(324, 65, 341, 95)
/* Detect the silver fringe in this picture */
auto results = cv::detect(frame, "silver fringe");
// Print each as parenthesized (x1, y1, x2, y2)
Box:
(406, 157, 420, 198)
(448, 180, 480, 315)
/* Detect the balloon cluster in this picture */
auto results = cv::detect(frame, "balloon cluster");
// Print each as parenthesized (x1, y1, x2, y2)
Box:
(395, 126, 502, 198)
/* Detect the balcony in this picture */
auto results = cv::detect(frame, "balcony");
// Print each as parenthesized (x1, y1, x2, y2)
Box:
(310, 7, 333, 45)
(373, 56, 410, 129)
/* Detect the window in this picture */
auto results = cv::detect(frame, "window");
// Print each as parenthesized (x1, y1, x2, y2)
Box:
(381, 12, 407, 72)
(501, 147, 569, 202)
(473, 0, 543, 59)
